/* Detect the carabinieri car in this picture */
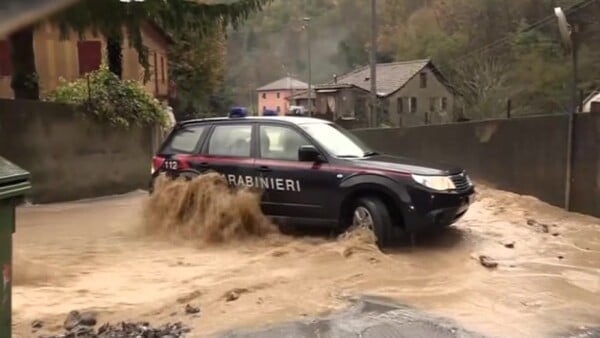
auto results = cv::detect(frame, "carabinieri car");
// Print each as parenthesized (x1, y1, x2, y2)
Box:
(150, 108, 475, 247)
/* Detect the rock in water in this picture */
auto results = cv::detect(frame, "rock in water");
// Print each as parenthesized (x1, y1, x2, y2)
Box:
(64, 310, 82, 330)
(225, 291, 240, 302)
(79, 312, 97, 326)
(185, 304, 200, 314)
(479, 255, 498, 268)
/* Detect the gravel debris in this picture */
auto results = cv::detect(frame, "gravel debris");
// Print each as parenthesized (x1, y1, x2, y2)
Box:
(42, 314, 191, 338)
(63, 310, 97, 330)
(526, 219, 550, 233)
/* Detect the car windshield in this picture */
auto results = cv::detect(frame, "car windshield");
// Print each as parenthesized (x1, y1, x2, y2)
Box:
(299, 122, 375, 158)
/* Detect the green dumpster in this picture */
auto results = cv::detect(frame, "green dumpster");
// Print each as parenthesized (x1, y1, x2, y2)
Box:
(0, 156, 31, 338)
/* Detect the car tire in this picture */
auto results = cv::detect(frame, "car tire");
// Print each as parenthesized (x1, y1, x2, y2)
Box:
(352, 196, 395, 248)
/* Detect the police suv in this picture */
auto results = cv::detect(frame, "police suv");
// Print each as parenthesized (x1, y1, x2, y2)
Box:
(150, 108, 474, 247)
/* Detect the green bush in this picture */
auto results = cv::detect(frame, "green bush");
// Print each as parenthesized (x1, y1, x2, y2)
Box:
(46, 63, 167, 128)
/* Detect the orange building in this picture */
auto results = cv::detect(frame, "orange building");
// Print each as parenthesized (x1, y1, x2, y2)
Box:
(0, 21, 171, 101)
(256, 76, 307, 115)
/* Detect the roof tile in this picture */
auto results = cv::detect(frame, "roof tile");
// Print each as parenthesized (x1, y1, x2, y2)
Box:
(326, 59, 431, 97)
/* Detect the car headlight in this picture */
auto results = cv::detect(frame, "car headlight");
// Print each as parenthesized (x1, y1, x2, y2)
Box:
(411, 174, 456, 191)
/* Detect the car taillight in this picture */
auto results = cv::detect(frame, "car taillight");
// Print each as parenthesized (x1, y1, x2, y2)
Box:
(152, 156, 165, 174)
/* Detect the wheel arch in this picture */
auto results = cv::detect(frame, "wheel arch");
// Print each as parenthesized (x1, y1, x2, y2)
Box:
(338, 175, 411, 230)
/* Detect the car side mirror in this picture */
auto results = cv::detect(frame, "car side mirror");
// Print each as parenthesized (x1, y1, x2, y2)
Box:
(298, 145, 323, 162)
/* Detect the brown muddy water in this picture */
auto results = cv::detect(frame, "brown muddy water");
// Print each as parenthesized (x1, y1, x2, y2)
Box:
(11, 174, 600, 338)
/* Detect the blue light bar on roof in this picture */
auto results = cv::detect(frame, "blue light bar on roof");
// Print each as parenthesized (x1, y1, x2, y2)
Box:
(229, 107, 248, 118)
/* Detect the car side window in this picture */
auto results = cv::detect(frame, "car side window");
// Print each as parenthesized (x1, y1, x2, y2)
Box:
(162, 125, 206, 154)
(260, 125, 311, 161)
(208, 124, 253, 157)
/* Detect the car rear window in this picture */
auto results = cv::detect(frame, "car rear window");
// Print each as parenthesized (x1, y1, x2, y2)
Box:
(161, 125, 206, 154)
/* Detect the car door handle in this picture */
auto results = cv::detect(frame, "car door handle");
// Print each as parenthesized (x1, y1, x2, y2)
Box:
(256, 166, 272, 172)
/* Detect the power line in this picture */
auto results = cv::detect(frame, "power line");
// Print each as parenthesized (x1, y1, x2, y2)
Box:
(445, 0, 598, 68)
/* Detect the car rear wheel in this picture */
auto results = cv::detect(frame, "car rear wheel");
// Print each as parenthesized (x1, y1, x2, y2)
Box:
(352, 196, 395, 248)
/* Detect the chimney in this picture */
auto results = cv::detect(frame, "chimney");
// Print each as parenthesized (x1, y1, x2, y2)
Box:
(333, 74, 337, 83)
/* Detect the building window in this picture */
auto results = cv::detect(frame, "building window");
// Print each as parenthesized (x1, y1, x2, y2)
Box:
(420, 72, 427, 88)
(77, 40, 102, 76)
(0, 40, 11, 76)
(262, 106, 266, 111)
(409, 97, 417, 113)
(262, 93, 266, 99)
(397, 97, 403, 114)
(441, 97, 448, 111)
(276, 106, 281, 112)
(355, 97, 367, 118)
(381, 99, 390, 119)
(429, 97, 438, 112)
(276, 92, 280, 99)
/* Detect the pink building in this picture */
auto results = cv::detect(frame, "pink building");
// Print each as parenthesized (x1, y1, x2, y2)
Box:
(256, 76, 308, 115)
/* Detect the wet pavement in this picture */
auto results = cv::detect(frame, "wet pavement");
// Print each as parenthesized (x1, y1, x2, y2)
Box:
(218, 296, 487, 338)
(219, 296, 600, 338)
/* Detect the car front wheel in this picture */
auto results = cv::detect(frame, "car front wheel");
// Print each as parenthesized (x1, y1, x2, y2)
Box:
(352, 196, 395, 248)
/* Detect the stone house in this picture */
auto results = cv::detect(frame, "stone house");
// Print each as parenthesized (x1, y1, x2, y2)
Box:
(303, 59, 457, 127)
(0, 21, 172, 102)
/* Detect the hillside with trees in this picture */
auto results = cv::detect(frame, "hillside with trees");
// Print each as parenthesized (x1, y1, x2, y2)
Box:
(223, 0, 600, 119)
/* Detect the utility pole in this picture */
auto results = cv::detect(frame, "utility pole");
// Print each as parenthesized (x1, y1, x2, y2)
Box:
(565, 26, 578, 211)
(369, 0, 377, 127)
(303, 17, 312, 116)
(554, 6, 579, 211)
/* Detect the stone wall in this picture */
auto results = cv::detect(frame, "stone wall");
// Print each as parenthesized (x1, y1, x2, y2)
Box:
(0, 99, 157, 203)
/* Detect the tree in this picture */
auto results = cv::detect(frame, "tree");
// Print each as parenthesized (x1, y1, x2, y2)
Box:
(453, 56, 512, 119)
(8, 0, 270, 99)
(168, 24, 228, 120)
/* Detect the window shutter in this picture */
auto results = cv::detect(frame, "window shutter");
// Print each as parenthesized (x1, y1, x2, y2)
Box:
(77, 41, 102, 76)
(160, 56, 165, 83)
(0, 40, 11, 76)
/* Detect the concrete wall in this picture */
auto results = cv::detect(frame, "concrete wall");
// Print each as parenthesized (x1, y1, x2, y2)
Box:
(0, 99, 155, 203)
(354, 113, 600, 218)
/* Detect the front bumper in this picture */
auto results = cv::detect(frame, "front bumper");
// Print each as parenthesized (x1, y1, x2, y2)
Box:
(403, 186, 474, 233)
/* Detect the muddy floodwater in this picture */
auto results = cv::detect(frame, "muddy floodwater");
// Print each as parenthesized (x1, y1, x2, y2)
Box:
(11, 178, 600, 338)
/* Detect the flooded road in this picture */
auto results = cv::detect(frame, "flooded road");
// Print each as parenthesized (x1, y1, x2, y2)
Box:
(11, 182, 600, 338)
